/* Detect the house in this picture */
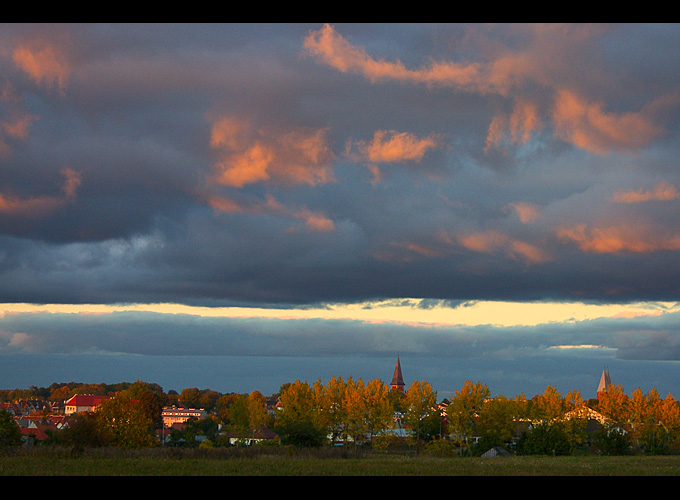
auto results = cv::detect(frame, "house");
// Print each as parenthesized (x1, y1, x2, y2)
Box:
(481, 446, 510, 457)
(13, 416, 64, 446)
(64, 394, 111, 415)
(161, 404, 207, 427)
(226, 427, 278, 446)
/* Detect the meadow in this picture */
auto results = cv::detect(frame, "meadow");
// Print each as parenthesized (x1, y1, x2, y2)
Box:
(2, 447, 680, 475)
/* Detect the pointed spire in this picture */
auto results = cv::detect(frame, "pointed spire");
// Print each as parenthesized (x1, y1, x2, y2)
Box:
(597, 366, 612, 398)
(390, 355, 405, 392)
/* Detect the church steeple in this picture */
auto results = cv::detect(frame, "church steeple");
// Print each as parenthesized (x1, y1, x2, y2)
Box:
(597, 367, 612, 398)
(390, 356, 405, 393)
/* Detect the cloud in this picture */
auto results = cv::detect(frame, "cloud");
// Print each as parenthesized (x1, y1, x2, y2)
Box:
(456, 230, 551, 264)
(345, 129, 441, 183)
(611, 181, 680, 204)
(208, 193, 335, 233)
(485, 100, 541, 152)
(12, 39, 71, 93)
(303, 24, 489, 92)
(557, 223, 680, 254)
(2, 304, 680, 365)
(551, 89, 664, 154)
(209, 115, 334, 188)
(353, 130, 439, 164)
(0, 168, 81, 217)
(505, 202, 542, 223)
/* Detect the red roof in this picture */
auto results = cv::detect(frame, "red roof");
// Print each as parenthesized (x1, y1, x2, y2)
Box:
(65, 394, 110, 407)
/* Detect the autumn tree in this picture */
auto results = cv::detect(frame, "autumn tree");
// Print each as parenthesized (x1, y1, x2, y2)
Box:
(446, 380, 490, 449)
(247, 391, 270, 433)
(530, 385, 565, 421)
(403, 380, 437, 450)
(315, 376, 348, 444)
(597, 384, 629, 424)
(343, 378, 369, 446)
(630, 387, 679, 454)
(363, 378, 394, 441)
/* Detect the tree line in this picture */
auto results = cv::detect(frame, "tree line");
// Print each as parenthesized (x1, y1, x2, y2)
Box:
(2, 378, 680, 455)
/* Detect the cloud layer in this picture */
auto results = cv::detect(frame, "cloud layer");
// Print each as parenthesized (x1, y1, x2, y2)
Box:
(2, 24, 680, 394)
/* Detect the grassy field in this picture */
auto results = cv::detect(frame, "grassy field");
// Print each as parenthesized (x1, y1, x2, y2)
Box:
(2, 447, 680, 475)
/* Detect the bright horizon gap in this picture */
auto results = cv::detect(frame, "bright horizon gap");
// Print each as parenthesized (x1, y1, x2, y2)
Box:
(2, 299, 678, 328)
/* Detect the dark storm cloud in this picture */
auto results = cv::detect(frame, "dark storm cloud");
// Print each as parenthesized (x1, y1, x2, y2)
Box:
(1, 23, 680, 307)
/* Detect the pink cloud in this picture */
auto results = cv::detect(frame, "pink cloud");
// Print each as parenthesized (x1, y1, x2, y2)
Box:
(611, 181, 679, 204)
(208, 194, 335, 233)
(381, 229, 551, 264)
(505, 202, 542, 224)
(12, 40, 71, 93)
(557, 223, 680, 254)
(457, 230, 551, 263)
(551, 90, 663, 154)
(486, 100, 541, 152)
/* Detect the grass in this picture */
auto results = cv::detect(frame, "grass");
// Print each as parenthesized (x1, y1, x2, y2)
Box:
(2, 447, 680, 475)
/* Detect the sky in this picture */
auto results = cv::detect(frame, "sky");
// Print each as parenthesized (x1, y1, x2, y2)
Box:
(1, 23, 680, 400)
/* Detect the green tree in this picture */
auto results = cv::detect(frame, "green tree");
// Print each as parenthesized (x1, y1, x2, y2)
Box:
(592, 426, 632, 455)
(473, 395, 517, 454)
(94, 395, 157, 448)
(274, 380, 327, 448)
(0, 410, 22, 448)
(50, 412, 107, 448)
(388, 388, 406, 412)
(179, 387, 202, 408)
(516, 421, 572, 456)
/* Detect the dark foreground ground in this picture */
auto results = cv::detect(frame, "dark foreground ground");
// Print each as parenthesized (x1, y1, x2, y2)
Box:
(2, 447, 680, 475)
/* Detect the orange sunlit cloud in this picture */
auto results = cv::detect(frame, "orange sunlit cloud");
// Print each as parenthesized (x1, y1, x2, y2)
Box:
(611, 181, 680, 204)
(208, 194, 335, 233)
(209, 116, 334, 188)
(305, 25, 668, 158)
(557, 223, 680, 254)
(345, 129, 440, 184)
(486, 100, 541, 152)
(2, 112, 39, 141)
(456, 230, 551, 264)
(12, 40, 71, 93)
(0, 81, 40, 157)
(0, 168, 81, 217)
(303, 24, 483, 90)
(359, 130, 439, 164)
(383, 229, 551, 264)
(551, 89, 663, 154)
